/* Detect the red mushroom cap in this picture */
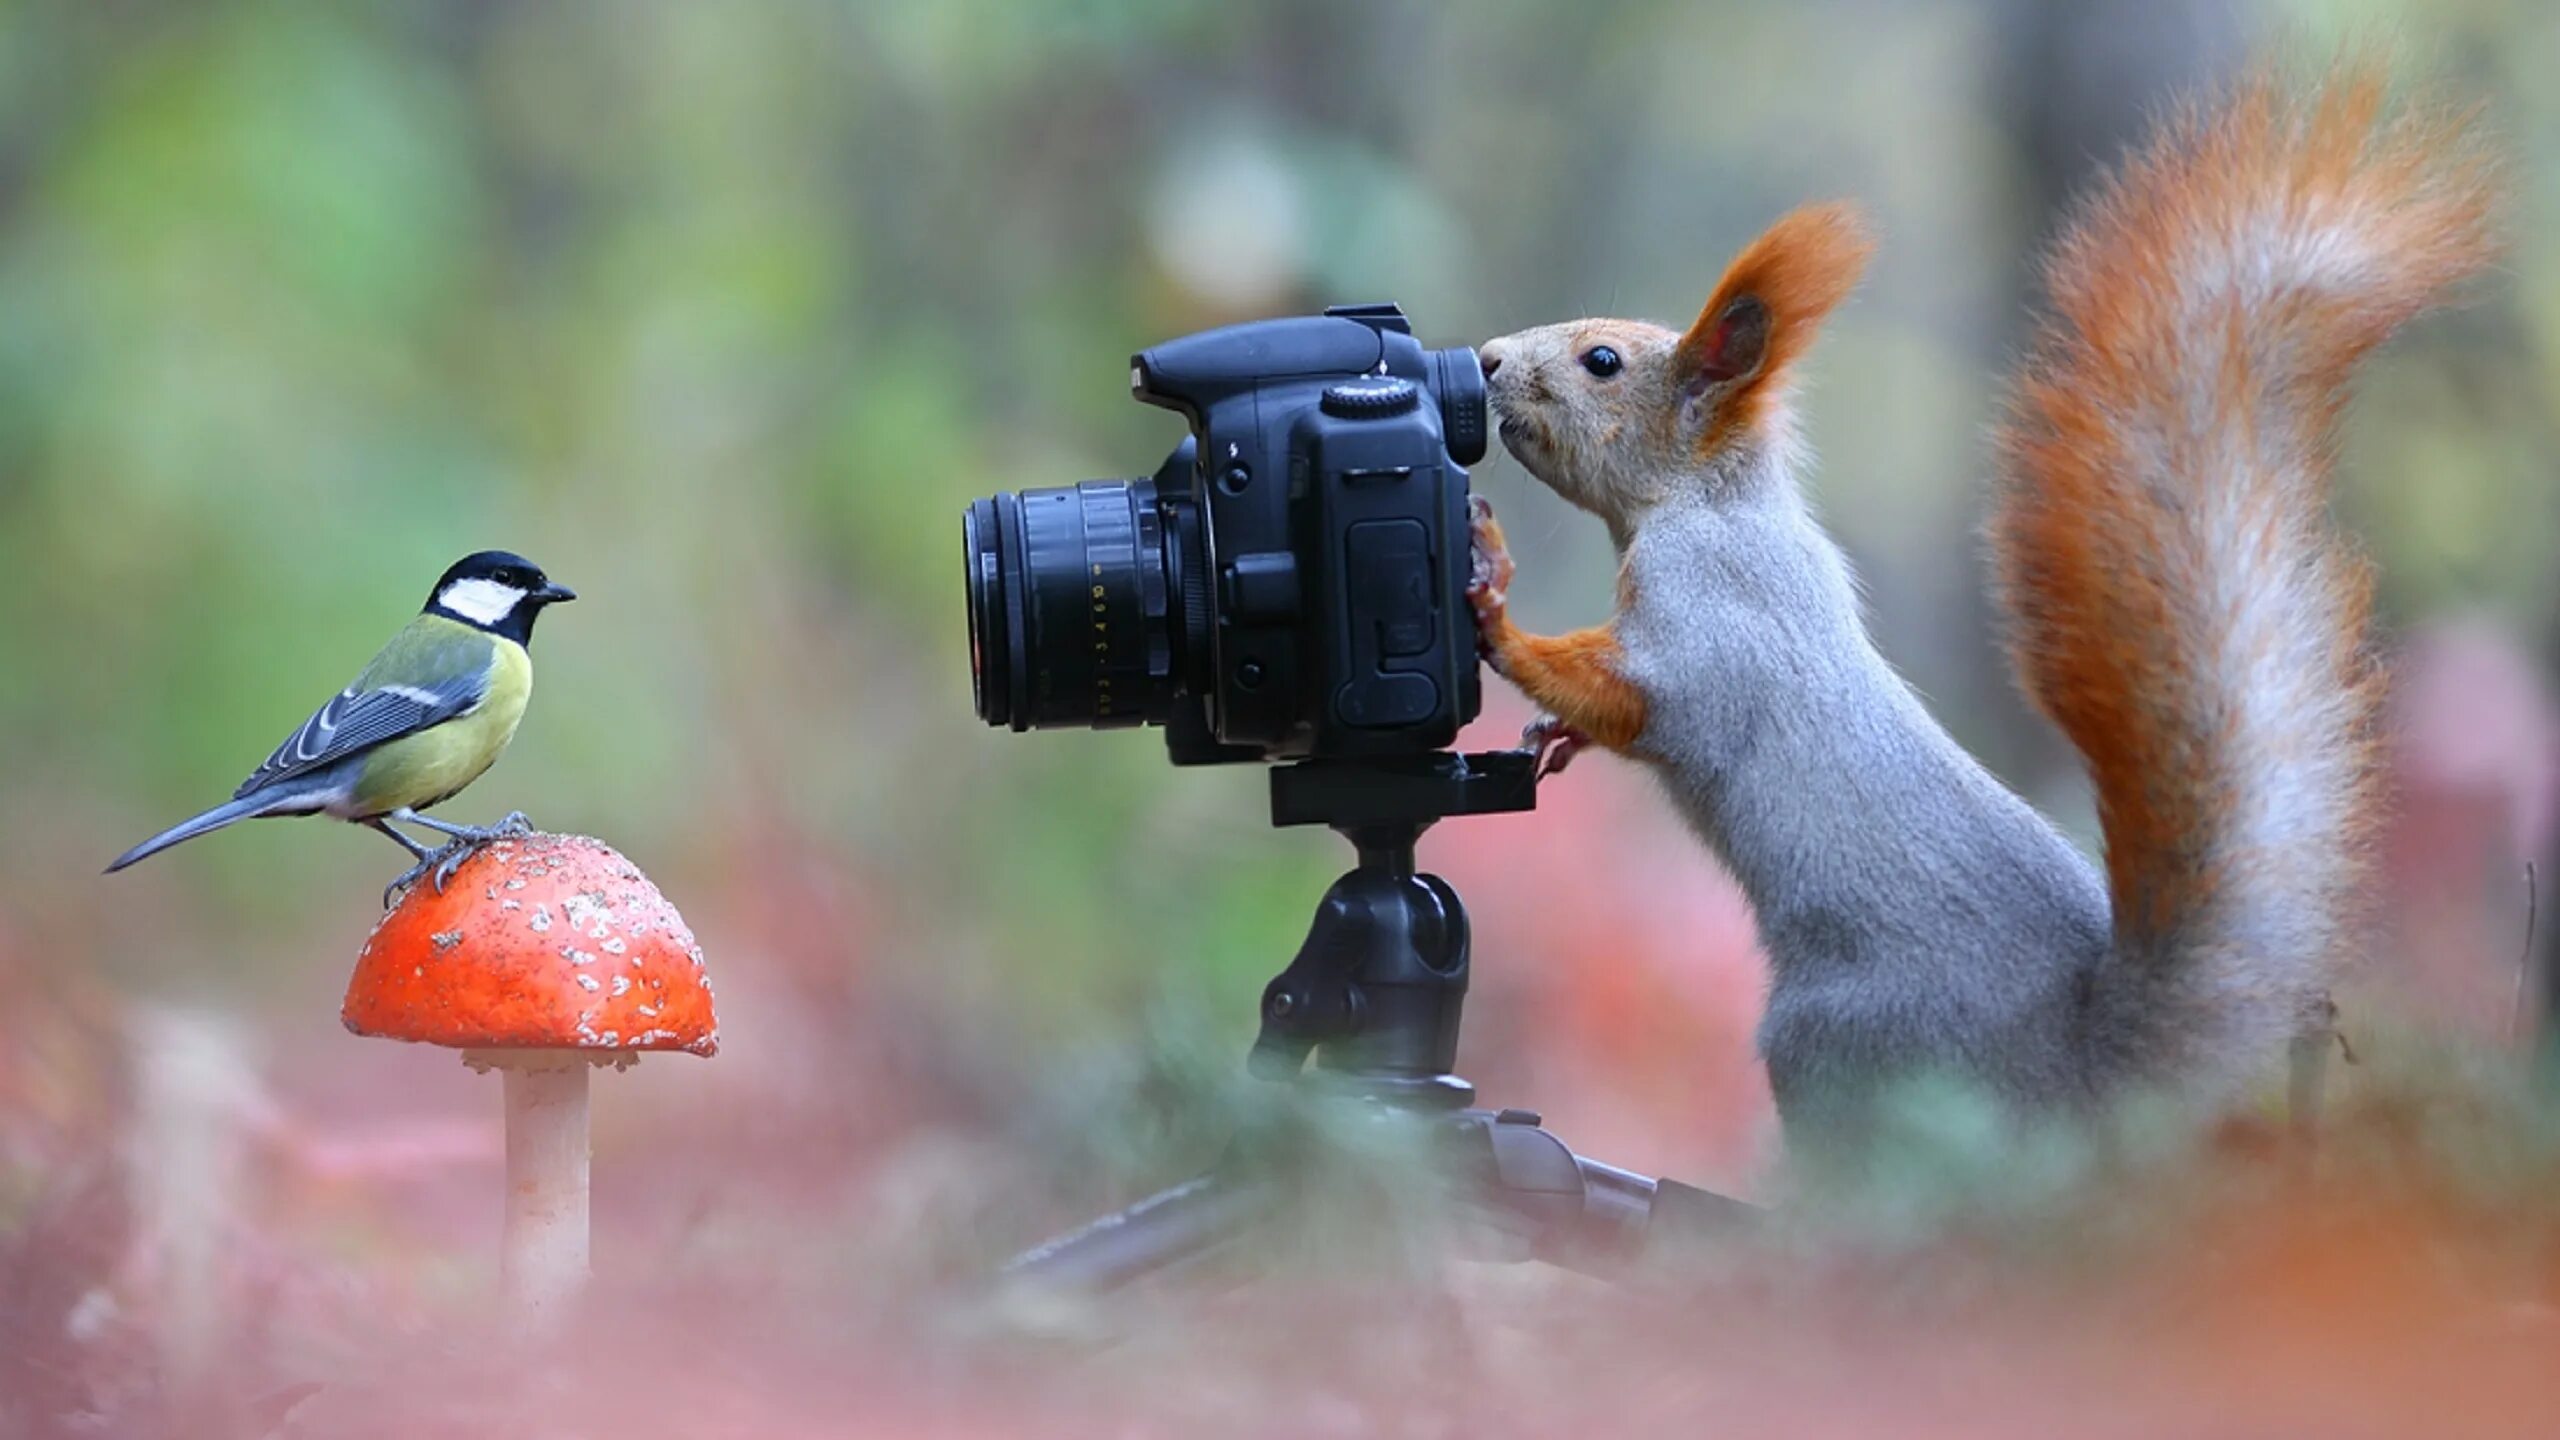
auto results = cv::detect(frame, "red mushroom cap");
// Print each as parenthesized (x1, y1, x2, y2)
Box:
(344, 833, 716, 1057)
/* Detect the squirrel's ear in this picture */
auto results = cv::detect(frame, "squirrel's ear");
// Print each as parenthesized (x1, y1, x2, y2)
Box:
(1672, 202, 1873, 427)
(1678, 295, 1772, 395)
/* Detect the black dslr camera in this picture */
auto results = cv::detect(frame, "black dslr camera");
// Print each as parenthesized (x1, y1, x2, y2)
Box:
(962, 304, 1490, 764)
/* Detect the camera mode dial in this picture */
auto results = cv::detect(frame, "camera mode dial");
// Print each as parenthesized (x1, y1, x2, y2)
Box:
(1320, 377, 1420, 420)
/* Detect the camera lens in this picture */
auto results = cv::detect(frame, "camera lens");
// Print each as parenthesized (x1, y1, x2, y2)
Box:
(963, 480, 1206, 731)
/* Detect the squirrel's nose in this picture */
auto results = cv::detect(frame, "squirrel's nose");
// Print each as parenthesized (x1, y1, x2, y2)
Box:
(1479, 342, 1505, 379)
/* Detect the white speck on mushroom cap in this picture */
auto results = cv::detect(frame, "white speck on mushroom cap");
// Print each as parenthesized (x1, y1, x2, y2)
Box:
(430, 929, 464, 953)
(609, 975, 630, 997)
(601, 937, 626, 955)
(574, 973, 600, 993)
(563, 892, 616, 940)
(528, 904, 553, 934)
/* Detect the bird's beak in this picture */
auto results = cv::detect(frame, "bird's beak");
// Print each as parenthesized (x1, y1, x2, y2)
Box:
(534, 582, 577, 604)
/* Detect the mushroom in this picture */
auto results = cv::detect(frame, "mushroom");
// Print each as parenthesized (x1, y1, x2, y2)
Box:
(342, 832, 715, 1324)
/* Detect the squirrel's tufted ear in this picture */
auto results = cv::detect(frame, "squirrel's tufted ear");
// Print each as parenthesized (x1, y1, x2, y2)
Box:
(1673, 202, 1873, 441)
(1680, 295, 1773, 392)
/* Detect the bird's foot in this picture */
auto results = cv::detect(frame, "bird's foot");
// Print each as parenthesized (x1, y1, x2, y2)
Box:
(452, 811, 534, 843)
(432, 811, 536, 848)
(429, 838, 480, 893)
(1519, 713, 1589, 779)
(428, 816, 535, 893)
(381, 815, 538, 907)
(383, 856, 434, 910)
(380, 843, 483, 908)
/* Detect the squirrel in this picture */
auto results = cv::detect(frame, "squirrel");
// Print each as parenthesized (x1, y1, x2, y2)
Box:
(1465, 63, 2501, 1158)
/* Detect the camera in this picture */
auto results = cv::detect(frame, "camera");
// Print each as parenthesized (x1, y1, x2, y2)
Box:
(962, 303, 1490, 764)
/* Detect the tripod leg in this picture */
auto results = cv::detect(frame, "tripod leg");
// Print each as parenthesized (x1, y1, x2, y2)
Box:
(1000, 1172, 1275, 1297)
(1449, 1110, 1759, 1276)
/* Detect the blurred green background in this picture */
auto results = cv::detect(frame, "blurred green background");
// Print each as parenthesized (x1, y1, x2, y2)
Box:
(3, 0, 2557, 1317)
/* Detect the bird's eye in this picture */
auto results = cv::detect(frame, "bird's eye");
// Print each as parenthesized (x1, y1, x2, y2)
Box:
(1580, 346, 1622, 379)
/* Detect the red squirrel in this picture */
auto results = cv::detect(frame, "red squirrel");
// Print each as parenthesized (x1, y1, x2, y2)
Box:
(1466, 64, 2501, 1159)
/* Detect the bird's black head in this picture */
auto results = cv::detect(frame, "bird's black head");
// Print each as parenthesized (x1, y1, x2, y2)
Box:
(424, 550, 577, 644)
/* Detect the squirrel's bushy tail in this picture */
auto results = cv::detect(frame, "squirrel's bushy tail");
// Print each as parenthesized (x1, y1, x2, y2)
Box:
(1989, 60, 2499, 1091)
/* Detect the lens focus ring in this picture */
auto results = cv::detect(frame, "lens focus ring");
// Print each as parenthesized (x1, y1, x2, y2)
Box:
(961, 480, 1189, 731)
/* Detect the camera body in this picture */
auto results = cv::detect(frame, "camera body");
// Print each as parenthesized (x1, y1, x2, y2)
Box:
(964, 303, 1490, 765)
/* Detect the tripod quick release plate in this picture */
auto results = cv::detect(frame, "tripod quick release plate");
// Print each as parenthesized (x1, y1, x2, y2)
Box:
(1269, 749, 1538, 830)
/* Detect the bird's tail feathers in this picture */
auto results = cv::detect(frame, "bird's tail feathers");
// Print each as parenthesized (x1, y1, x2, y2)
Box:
(104, 782, 333, 874)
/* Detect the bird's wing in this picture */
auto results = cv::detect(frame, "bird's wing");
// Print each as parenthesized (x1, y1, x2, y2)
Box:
(233, 625, 494, 798)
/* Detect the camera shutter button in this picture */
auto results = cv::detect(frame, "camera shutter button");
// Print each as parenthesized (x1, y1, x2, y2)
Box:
(1320, 378, 1420, 419)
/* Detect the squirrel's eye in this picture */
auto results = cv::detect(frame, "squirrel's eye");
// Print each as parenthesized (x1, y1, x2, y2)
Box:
(1579, 345, 1623, 379)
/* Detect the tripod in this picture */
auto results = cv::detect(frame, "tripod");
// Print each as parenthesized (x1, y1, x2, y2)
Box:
(1001, 750, 1755, 1296)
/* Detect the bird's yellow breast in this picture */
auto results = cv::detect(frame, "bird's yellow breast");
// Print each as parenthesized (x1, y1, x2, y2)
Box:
(351, 638, 533, 815)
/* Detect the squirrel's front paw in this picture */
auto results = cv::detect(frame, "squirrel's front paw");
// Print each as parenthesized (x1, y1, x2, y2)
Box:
(1466, 495, 1516, 652)
(1465, 500, 1517, 676)
(1521, 713, 1590, 778)
(1468, 495, 1516, 602)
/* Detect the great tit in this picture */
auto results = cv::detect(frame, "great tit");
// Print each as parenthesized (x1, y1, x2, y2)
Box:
(107, 550, 576, 906)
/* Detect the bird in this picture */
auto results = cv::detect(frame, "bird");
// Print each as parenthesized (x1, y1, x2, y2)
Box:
(106, 550, 576, 907)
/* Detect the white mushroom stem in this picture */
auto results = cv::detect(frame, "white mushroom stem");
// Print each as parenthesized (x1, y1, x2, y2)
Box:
(465, 1048, 595, 1325)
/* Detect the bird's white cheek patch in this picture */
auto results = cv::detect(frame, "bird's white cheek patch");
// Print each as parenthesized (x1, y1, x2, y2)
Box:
(438, 578, 526, 626)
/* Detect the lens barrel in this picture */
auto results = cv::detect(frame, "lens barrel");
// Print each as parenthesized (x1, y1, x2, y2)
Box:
(964, 480, 1199, 731)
